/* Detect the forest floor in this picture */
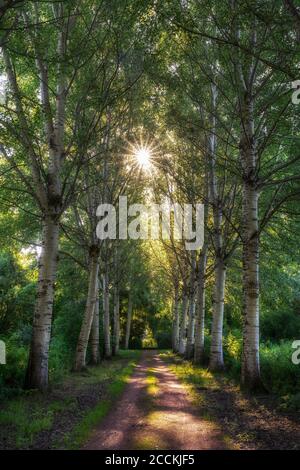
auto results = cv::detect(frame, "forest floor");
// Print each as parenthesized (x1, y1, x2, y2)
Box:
(0, 350, 141, 449)
(1, 349, 300, 449)
(84, 350, 300, 450)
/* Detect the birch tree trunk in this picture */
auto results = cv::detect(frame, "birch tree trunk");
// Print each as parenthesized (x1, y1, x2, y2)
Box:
(24, 215, 59, 391)
(230, 7, 263, 392)
(112, 283, 120, 355)
(186, 252, 196, 359)
(241, 183, 260, 390)
(21, 7, 69, 389)
(207, 82, 227, 371)
(178, 291, 188, 355)
(73, 247, 100, 371)
(90, 278, 100, 365)
(240, 92, 262, 391)
(194, 244, 207, 364)
(103, 269, 111, 358)
(124, 293, 133, 349)
(3, 40, 64, 391)
(172, 285, 180, 352)
(209, 260, 226, 370)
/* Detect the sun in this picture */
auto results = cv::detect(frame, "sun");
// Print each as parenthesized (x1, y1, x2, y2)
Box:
(125, 135, 158, 173)
(135, 146, 152, 169)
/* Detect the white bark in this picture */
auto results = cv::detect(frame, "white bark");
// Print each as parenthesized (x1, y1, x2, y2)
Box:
(194, 244, 207, 364)
(240, 92, 262, 391)
(124, 293, 133, 349)
(172, 285, 180, 352)
(24, 216, 59, 390)
(186, 252, 197, 359)
(74, 248, 99, 371)
(90, 277, 100, 365)
(241, 184, 260, 390)
(231, 13, 262, 391)
(103, 269, 111, 358)
(112, 283, 120, 355)
(178, 292, 188, 355)
(209, 260, 226, 370)
(3, 11, 69, 390)
(207, 83, 226, 371)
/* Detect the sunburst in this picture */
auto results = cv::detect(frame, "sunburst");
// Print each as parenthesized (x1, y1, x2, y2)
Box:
(125, 136, 158, 173)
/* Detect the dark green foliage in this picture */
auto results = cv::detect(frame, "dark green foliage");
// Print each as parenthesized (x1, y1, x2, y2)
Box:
(0, 332, 28, 396)
(0, 252, 35, 333)
(0, 0, 299, 420)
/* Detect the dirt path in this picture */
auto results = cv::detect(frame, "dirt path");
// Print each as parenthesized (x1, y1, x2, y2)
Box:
(83, 350, 226, 450)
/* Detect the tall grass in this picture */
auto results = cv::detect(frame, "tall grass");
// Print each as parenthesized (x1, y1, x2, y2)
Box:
(223, 331, 300, 406)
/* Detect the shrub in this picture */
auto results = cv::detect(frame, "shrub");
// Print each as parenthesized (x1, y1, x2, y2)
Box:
(49, 335, 73, 382)
(223, 329, 242, 379)
(260, 341, 300, 396)
(0, 332, 28, 395)
(221, 331, 300, 406)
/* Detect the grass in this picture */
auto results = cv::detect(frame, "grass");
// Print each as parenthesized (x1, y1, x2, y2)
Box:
(160, 351, 215, 410)
(0, 349, 141, 449)
(146, 368, 159, 397)
(0, 398, 54, 447)
(133, 434, 163, 450)
(159, 351, 218, 405)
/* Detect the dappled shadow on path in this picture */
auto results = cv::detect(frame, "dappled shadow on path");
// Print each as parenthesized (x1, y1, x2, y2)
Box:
(192, 372, 300, 450)
(83, 351, 226, 450)
(83, 351, 300, 450)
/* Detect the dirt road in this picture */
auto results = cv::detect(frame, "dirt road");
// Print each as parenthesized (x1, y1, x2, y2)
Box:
(83, 350, 226, 450)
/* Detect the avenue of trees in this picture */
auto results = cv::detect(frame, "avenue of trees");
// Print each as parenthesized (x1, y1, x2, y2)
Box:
(0, 0, 300, 403)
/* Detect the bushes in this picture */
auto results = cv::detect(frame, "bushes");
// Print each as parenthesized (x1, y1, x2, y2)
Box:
(48, 335, 73, 382)
(260, 341, 300, 397)
(155, 331, 172, 349)
(223, 330, 242, 379)
(0, 252, 36, 333)
(0, 324, 74, 394)
(0, 332, 28, 396)
(261, 309, 300, 342)
(221, 331, 300, 407)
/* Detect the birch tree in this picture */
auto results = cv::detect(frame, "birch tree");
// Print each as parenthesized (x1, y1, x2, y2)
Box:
(0, 2, 104, 390)
(227, 0, 300, 389)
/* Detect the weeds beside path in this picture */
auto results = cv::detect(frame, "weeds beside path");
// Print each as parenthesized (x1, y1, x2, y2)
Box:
(0, 350, 141, 449)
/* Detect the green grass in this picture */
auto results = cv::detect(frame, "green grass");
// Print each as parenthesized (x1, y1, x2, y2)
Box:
(146, 368, 159, 397)
(159, 352, 226, 419)
(63, 350, 141, 449)
(0, 398, 54, 447)
(159, 351, 217, 391)
(0, 350, 141, 449)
